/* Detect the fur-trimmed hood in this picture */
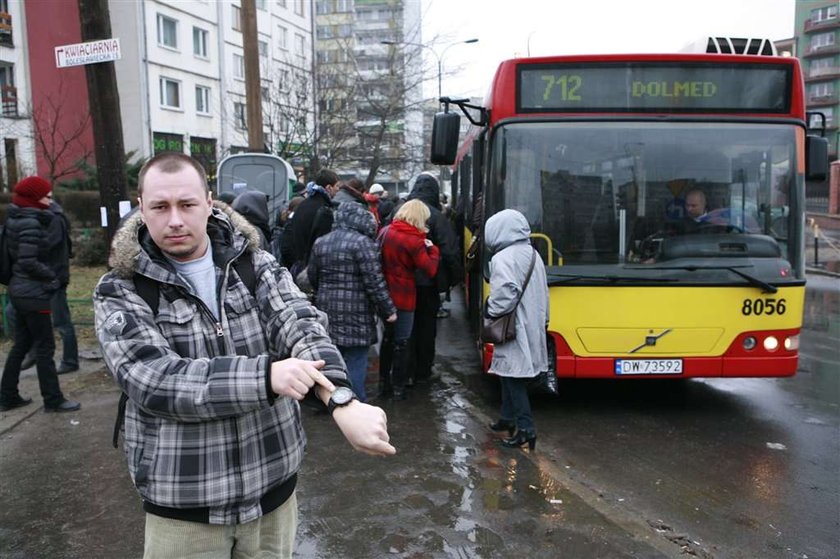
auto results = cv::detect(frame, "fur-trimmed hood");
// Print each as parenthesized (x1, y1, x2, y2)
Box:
(108, 201, 263, 279)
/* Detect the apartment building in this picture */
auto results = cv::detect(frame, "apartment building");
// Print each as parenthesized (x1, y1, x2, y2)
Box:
(111, 0, 315, 181)
(315, 0, 423, 188)
(0, 0, 36, 190)
(794, 0, 839, 160)
(16, 0, 314, 185)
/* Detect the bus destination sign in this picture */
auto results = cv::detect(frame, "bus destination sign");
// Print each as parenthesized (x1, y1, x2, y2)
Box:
(518, 63, 790, 113)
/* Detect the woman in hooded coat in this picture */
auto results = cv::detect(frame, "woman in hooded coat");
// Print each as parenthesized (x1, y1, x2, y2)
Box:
(484, 209, 549, 450)
(308, 202, 396, 402)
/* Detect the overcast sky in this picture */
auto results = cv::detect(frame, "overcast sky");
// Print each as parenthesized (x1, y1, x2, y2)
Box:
(420, 0, 796, 100)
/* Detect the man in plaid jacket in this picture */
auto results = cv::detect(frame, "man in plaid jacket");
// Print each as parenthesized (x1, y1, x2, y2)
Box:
(94, 153, 395, 557)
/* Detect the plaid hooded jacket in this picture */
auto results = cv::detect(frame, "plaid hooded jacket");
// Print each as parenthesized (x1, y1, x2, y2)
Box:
(307, 201, 396, 346)
(94, 203, 348, 525)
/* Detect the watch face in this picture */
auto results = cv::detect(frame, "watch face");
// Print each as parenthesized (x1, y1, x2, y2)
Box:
(332, 387, 355, 405)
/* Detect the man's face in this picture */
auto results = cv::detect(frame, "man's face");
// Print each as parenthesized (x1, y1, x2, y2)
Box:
(685, 193, 706, 219)
(326, 183, 340, 198)
(139, 165, 212, 262)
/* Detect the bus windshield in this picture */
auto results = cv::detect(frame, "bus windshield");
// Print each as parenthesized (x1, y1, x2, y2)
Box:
(487, 121, 797, 267)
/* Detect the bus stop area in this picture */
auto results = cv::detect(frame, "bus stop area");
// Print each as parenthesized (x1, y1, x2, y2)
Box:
(1, 295, 682, 559)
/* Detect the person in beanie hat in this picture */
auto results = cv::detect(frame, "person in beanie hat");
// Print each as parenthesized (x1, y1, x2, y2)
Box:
(12, 176, 52, 208)
(0, 177, 81, 412)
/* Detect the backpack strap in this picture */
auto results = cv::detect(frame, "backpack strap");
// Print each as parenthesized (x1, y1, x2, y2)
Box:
(113, 252, 257, 449)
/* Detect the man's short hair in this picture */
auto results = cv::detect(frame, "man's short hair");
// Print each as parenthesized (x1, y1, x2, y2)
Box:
(345, 177, 365, 195)
(138, 153, 209, 197)
(315, 169, 339, 188)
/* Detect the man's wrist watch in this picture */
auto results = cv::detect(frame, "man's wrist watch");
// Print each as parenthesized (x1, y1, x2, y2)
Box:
(327, 387, 357, 415)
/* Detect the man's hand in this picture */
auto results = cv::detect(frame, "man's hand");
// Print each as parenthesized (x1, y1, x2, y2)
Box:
(385, 313, 397, 323)
(332, 401, 396, 456)
(270, 358, 335, 400)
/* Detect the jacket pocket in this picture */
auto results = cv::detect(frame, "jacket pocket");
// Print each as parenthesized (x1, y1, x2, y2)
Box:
(155, 299, 198, 356)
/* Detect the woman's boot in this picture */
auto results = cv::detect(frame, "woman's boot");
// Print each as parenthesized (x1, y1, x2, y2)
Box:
(391, 340, 409, 400)
(378, 326, 395, 397)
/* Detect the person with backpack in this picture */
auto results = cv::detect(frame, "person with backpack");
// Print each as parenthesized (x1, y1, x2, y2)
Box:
(0, 177, 81, 413)
(93, 153, 394, 557)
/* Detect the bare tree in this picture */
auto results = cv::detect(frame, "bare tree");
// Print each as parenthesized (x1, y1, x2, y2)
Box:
(315, 21, 433, 187)
(29, 82, 93, 184)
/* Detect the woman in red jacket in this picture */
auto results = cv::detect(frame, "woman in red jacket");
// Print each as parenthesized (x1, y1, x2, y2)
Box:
(378, 199, 440, 399)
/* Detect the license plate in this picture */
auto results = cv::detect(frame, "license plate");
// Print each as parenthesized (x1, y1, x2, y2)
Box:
(615, 359, 683, 375)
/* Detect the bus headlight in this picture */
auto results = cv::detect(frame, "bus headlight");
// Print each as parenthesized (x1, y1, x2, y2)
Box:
(784, 335, 799, 351)
(763, 336, 779, 351)
(743, 336, 757, 351)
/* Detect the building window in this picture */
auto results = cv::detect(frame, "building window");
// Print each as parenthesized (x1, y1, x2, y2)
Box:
(809, 82, 834, 100)
(0, 3, 12, 47)
(0, 63, 17, 116)
(160, 77, 181, 109)
(812, 5, 838, 23)
(810, 32, 836, 52)
(232, 5, 241, 31)
(277, 25, 288, 50)
(295, 0, 304, 16)
(277, 0, 287, 8)
(295, 34, 305, 59)
(233, 53, 245, 79)
(157, 14, 178, 49)
(810, 107, 834, 128)
(234, 101, 247, 129)
(193, 27, 208, 58)
(195, 85, 210, 114)
(258, 40, 268, 59)
(256, 0, 267, 10)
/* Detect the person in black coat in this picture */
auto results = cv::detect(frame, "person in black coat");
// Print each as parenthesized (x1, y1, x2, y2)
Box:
(232, 190, 272, 251)
(280, 169, 339, 272)
(0, 177, 80, 412)
(398, 173, 463, 384)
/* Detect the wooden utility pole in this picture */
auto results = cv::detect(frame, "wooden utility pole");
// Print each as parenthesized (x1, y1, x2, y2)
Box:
(241, 0, 264, 151)
(78, 0, 128, 243)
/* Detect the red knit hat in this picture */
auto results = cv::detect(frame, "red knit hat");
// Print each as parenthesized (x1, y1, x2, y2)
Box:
(13, 176, 52, 209)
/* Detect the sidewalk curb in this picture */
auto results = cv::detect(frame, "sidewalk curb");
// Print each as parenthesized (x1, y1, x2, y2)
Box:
(806, 267, 840, 279)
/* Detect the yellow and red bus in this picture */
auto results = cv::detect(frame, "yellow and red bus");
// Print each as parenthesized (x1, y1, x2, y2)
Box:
(431, 49, 828, 379)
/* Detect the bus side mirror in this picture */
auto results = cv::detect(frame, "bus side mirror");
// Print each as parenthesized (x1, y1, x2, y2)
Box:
(805, 135, 828, 181)
(430, 111, 461, 165)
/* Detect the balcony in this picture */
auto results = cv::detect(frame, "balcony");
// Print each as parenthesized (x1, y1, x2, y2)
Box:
(0, 12, 11, 47)
(808, 94, 838, 107)
(1, 85, 17, 116)
(804, 43, 840, 58)
(807, 66, 840, 81)
(804, 17, 839, 33)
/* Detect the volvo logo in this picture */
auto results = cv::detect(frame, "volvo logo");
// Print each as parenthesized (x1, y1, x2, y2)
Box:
(629, 329, 672, 354)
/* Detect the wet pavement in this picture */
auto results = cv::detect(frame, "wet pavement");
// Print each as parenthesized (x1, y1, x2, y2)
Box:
(1, 316, 674, 559)
(1, 269, 838, 558)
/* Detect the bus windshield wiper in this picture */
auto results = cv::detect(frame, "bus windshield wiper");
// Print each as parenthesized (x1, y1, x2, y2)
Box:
(546, 273, 677, 286)
(654, 265, 778, 294)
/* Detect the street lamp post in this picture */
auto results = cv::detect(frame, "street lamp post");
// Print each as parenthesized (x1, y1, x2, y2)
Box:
(381, 38, 478, 101)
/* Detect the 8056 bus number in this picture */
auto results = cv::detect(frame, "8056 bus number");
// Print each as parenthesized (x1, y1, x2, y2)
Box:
(741, 298, 786, 316)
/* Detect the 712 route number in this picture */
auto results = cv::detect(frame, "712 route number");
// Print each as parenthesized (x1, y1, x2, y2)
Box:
(742, 298, 786, 316)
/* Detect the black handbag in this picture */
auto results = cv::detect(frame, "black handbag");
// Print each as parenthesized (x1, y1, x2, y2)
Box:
(481, 249, 536, 344)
